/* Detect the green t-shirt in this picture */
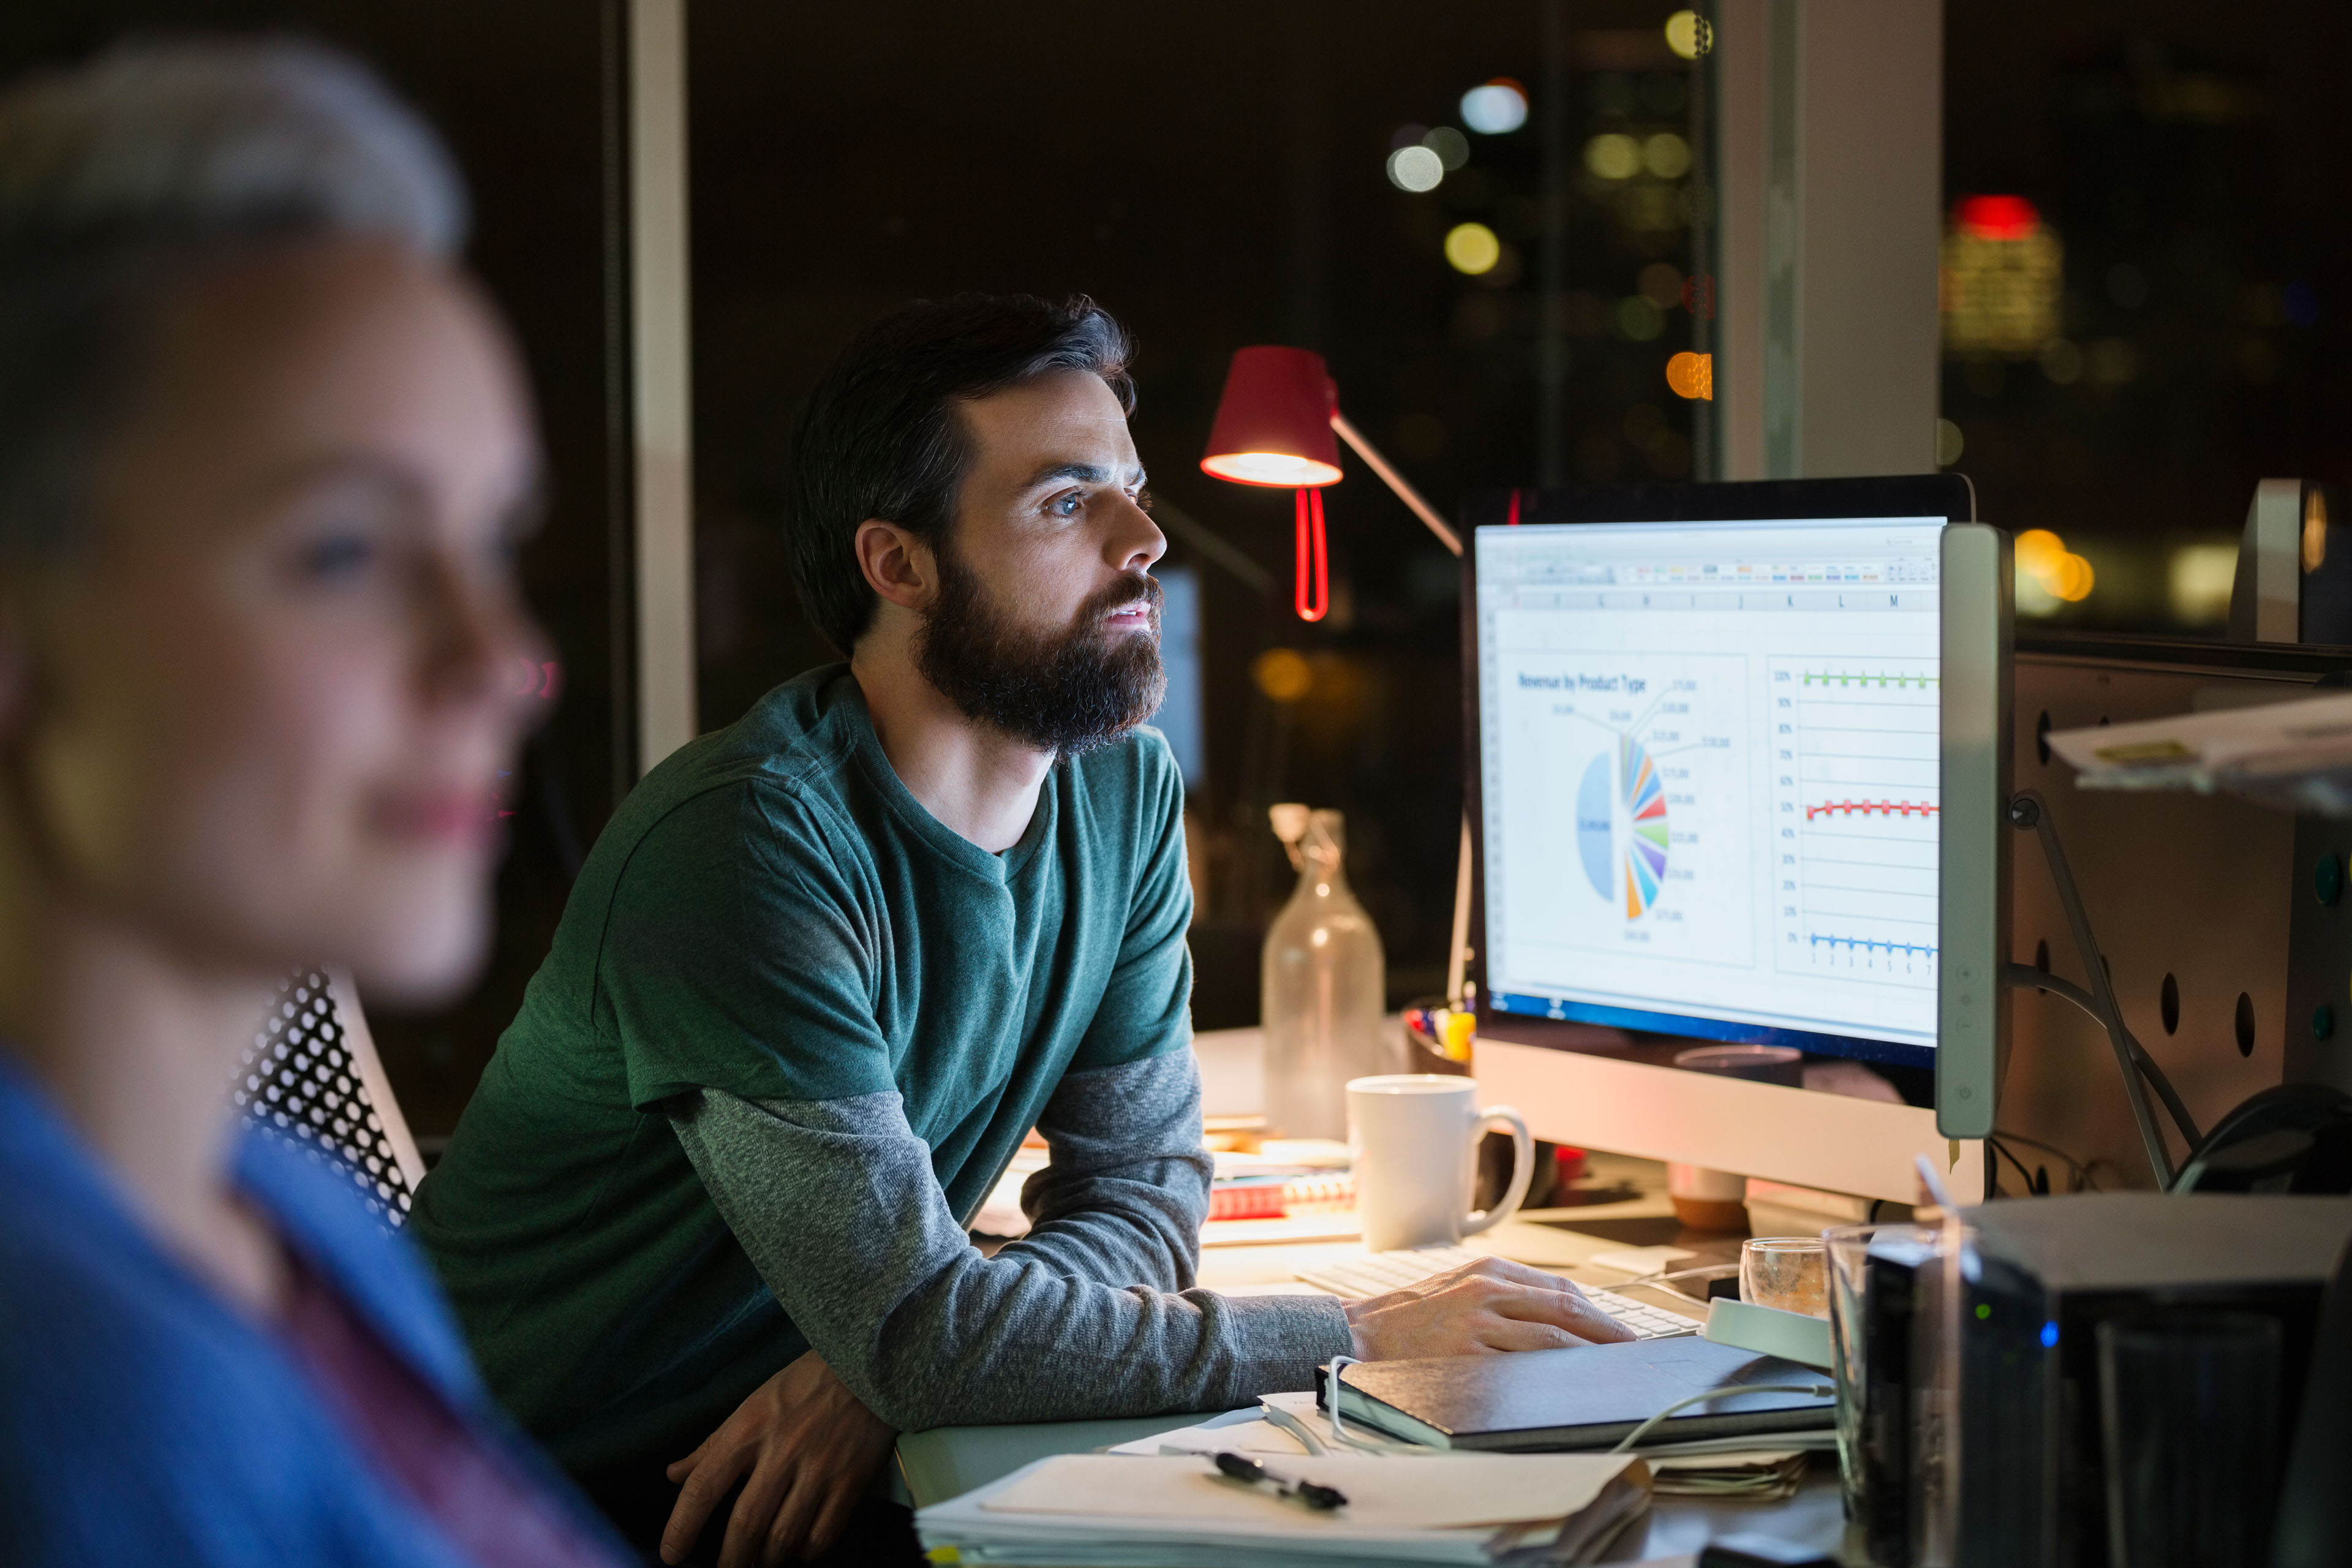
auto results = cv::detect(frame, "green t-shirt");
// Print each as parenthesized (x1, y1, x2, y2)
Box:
(410, 665, 1192, 1469)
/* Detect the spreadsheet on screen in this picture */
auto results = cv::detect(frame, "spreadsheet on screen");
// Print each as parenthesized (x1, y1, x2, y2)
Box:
(1474, 516, 1947, 1065)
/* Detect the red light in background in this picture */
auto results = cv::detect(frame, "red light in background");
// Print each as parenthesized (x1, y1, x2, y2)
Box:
(1953, 194, 2040, 241)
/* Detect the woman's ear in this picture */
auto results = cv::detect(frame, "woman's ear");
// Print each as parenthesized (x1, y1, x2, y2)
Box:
(852, 518, 937, 614)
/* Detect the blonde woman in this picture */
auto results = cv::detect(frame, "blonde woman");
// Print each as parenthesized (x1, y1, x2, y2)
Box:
(0, 40, 629, 1567)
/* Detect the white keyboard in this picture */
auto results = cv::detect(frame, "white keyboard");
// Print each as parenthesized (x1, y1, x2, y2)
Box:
(1294, 1246, 1702, 1340)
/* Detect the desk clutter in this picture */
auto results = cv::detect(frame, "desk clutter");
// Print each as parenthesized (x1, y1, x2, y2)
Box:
(914, 1369, 1826, 1564)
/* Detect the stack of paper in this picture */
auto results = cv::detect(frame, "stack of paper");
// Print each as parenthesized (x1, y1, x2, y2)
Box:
(1650, 1449, 1808, 1499)
(916, 1452, 1651, 1567)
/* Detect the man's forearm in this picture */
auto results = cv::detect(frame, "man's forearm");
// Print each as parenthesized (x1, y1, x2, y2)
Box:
(669, 1083, 1352, 1431)
(995, 1052, 1208, 1292)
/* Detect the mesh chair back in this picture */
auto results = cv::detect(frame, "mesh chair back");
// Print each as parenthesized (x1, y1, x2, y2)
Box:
(233, 969, 419, 1227)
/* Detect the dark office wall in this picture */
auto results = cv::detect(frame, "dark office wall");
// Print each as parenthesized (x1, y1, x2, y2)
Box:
(0, 4, 624, 1137)
(686, 0, 1691, 1022)
(1942, 0, 2352, 626)
(9, 2, 2345, 1131)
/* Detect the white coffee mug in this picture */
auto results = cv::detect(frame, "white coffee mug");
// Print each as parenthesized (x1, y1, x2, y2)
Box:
(1347, 1074, 1534, 1253)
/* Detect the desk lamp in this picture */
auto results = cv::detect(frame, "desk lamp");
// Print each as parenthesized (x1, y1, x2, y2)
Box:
(1199, 345, 1461, 621)
(1199, 344, 1478, 1008)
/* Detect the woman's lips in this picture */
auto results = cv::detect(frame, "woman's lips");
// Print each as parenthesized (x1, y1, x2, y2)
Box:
(376, 788, 499, 846)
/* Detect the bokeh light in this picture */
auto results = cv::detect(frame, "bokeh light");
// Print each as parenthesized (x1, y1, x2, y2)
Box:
(1615, 296, 1665, 341)
(1423, 126, 1471, 171)
(1387, 145, 1444, 193)
(1253, 647, 1314, 703)
(1460, 80, 1529, 135)
(1935, 418, 1965, 466)
(1583, 134, 1642, 181)
(1943, 194, 2063, 358)
(1643, 133, 1692, 178)
(1444, 221, 1502, 275)
(2015, 528, 2094, 614)
(1664, 10, 1713, 59)
(1954, 194, 2041, 241)
(2168, 543, 2238, 626)
(1665, 352, 1713, 401)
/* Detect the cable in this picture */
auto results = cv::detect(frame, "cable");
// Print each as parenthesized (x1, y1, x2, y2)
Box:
(2003, 792, 2176, 1187)
(2005, 964, 2204, 1153)
(1986, 1136, 2047, 1196)
(1608, 1384, 1834, 1455)
(1317, 1357, 1434, 1455)
(1990, 1129, 2092, 1188)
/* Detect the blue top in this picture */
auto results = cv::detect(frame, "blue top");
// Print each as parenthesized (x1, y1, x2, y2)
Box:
(0, 1056, 629, 1566)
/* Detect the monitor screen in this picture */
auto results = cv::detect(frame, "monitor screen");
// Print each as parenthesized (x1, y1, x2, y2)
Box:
(1473, 515, 1948, 1067)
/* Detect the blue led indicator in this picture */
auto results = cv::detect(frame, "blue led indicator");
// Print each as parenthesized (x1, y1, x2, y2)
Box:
(2040, 1321, 2060, 1349)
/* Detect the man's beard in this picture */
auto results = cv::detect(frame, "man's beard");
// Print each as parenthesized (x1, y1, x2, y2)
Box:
(913, 540, 1167, 756)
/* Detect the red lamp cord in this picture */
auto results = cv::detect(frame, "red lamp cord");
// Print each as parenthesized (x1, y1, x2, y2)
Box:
(1294, 488, 1329, 622)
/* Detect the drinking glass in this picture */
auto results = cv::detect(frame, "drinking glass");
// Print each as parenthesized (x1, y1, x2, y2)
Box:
(1825, 1222, 1933, 1546)
(1741, 1235, 1828, 1316)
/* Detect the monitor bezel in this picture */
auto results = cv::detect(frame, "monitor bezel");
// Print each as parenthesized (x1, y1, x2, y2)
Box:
(1461, 475, 1984, 1085)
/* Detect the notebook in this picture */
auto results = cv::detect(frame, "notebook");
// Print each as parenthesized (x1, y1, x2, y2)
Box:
(1327, 1336, 1835, 1452)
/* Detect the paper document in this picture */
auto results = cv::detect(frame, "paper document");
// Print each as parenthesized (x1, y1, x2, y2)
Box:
(979, 1452, 1630, 1532)
(2047, 692, 2352, 814)
(921, 1451, 1650, 1566)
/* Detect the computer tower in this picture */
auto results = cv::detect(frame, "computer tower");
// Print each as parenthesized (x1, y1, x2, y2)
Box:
(1931, 1196, 2352, 1566)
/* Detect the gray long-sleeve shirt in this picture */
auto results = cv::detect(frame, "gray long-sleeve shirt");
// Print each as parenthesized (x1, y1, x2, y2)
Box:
(669, 1052, 1350, 1431)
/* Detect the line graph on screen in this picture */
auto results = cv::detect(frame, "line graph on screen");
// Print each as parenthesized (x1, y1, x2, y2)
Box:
(1766, 659, 1939, 984)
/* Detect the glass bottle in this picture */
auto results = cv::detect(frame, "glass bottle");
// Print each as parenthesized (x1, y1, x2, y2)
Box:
(1261, 807, 1392, 1141)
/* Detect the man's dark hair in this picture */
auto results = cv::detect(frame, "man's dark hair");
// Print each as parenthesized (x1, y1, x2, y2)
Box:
(786, 292, 1135, 654)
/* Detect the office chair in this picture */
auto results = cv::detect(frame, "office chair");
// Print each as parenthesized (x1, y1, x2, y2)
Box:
(233, 969, 426, 1227)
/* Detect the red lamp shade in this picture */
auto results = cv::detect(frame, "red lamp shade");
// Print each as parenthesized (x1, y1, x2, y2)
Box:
(1200, 345, 1344, 488)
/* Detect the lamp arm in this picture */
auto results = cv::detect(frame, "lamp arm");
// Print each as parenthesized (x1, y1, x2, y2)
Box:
(1329, 412, 1462, 557)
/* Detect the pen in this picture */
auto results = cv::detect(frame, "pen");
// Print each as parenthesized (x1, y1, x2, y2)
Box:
(1212, 1451, 1349, 1510)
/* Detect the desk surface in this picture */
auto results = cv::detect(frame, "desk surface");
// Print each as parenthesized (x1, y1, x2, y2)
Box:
(902, 1162, 1854, 1565)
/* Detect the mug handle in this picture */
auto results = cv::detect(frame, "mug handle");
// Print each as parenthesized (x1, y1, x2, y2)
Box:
(1460, 1104, 1534, 1237)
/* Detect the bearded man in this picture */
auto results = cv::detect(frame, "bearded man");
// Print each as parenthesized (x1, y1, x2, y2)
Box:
(413, 295, 1627, 1567)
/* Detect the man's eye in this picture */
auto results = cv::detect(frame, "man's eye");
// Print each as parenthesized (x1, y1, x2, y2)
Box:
(1050, 492, 1084, 518)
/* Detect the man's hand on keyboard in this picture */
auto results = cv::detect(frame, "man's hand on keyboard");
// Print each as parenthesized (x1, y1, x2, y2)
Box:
(1340, 1256, 1639, 1360)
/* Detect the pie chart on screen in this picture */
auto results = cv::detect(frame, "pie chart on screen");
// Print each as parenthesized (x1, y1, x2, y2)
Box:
(1574, 753, 1614, 900)
(1619, 734, 1669, 918)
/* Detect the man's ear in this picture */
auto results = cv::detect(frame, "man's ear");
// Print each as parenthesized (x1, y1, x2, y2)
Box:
(852, 518, 938, 614)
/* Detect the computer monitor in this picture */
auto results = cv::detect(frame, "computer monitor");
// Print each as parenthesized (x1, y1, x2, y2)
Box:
(1464, 477, 2006, 1203)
